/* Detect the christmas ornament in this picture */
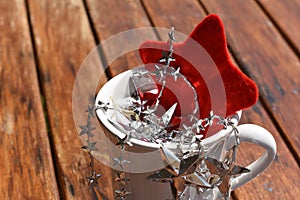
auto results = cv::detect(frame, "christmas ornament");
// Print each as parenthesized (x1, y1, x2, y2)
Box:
(79, 14, 262, 199)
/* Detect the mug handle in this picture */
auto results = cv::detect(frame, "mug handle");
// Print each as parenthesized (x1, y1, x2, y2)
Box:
(231, 124, 277, 190)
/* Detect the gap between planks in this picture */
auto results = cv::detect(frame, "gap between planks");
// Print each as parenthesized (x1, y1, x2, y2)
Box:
(24, 0, 64, 199)
(82, 0, 112, 80)
(254, 0, 300, 58)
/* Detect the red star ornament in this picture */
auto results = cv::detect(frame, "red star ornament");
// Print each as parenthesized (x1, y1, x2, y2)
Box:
(138, 14, 258, 138)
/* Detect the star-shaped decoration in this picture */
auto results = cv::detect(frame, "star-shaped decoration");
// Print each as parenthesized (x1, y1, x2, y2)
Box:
(115, 172, 130, 185)
(147, 146, 211, 197)
(113, 154, 131, 170)
(152, 64, 164, 82)
(87, 171, 102, 185)
(204, 111, 218, 127)
(148, 145, 250, 199)
(79, 120, 96, 137)
(87, 141, 97, 151)
(217, 116, 229, 129)
(161, 103, 177, 127)
(190, 116, 205, 134)
(138, 14, 258, 138)
(203, 146, 250, 199)
(170, 67, 181, 82)
(159, 51, 175, 66)
(115, 188, 131, 200)
(81, 140, 97, 152)
(86, 104, 96, 117)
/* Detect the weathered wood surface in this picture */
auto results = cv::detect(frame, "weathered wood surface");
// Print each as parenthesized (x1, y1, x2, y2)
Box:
(257, 0, 300, 56)
(27, 0, 113, 199)
(86, 0, 157, 76)
(2, 0, 300, 199)
(142, 0, 300, 199)
(0, 0, 59, 199)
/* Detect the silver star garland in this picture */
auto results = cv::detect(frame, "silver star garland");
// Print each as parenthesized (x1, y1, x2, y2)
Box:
(79, 104, 110, 199)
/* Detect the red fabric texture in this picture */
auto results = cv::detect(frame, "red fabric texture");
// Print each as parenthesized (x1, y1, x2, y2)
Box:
(138, 14, 258, 137)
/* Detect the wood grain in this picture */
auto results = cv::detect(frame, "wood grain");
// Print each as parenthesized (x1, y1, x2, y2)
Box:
(256, 0, 300, 56)
(3, 0, 299, 199)
(0, 0, 59, 199)
(27, 0, 113, 199)
(142, 0, 206, 35)
(200, 0, 300, 159)
(142, 0, 300, 199)
(86, 0, 157, 76)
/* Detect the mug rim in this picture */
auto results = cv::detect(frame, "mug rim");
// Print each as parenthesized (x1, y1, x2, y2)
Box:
(95, 69, 241, 149)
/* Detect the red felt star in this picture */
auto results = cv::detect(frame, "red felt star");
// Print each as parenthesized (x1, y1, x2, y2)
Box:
(138, 14, 258, 137)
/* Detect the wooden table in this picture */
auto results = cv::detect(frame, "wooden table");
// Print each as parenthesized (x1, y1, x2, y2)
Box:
(1, 0, 299, 199)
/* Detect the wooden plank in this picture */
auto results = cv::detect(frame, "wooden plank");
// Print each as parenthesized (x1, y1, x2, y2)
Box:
(0, 0, 59, 199)
(85, 0, 157, 76)
(200, 0, 300, 159)
(256, 0, 300, 56)
(141, 0, 300, 199)
(142, 0, 207, 35)
(27, 0, 113, 199)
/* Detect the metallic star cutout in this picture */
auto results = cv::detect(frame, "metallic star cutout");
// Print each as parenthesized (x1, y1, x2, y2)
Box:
(162, 103, 177, 127)
(79, 120, 96, 137)
(87, 141, 97, 151)
(204, 111, 218, 127)
(159, 51, 175, 66)
(152, 64, 164, 82)
(190, 116, 205, 134)
(86, 104, 96, 117)
(115, 188, 131, 199)
(113, 154, 131, 170)
(115, 172, 130, 185)
(202, 146, 250, 199)
(82, 141, 97, 152)
(148, 146, 210, 197)
(87, 171, 102, 185)
(170, 67, 181, 82)
(148, 145, 250, 199)
(216, 116, 229, 129)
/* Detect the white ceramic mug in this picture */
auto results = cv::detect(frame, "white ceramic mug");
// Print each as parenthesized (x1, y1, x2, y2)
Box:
(95, 70, 277, 200)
